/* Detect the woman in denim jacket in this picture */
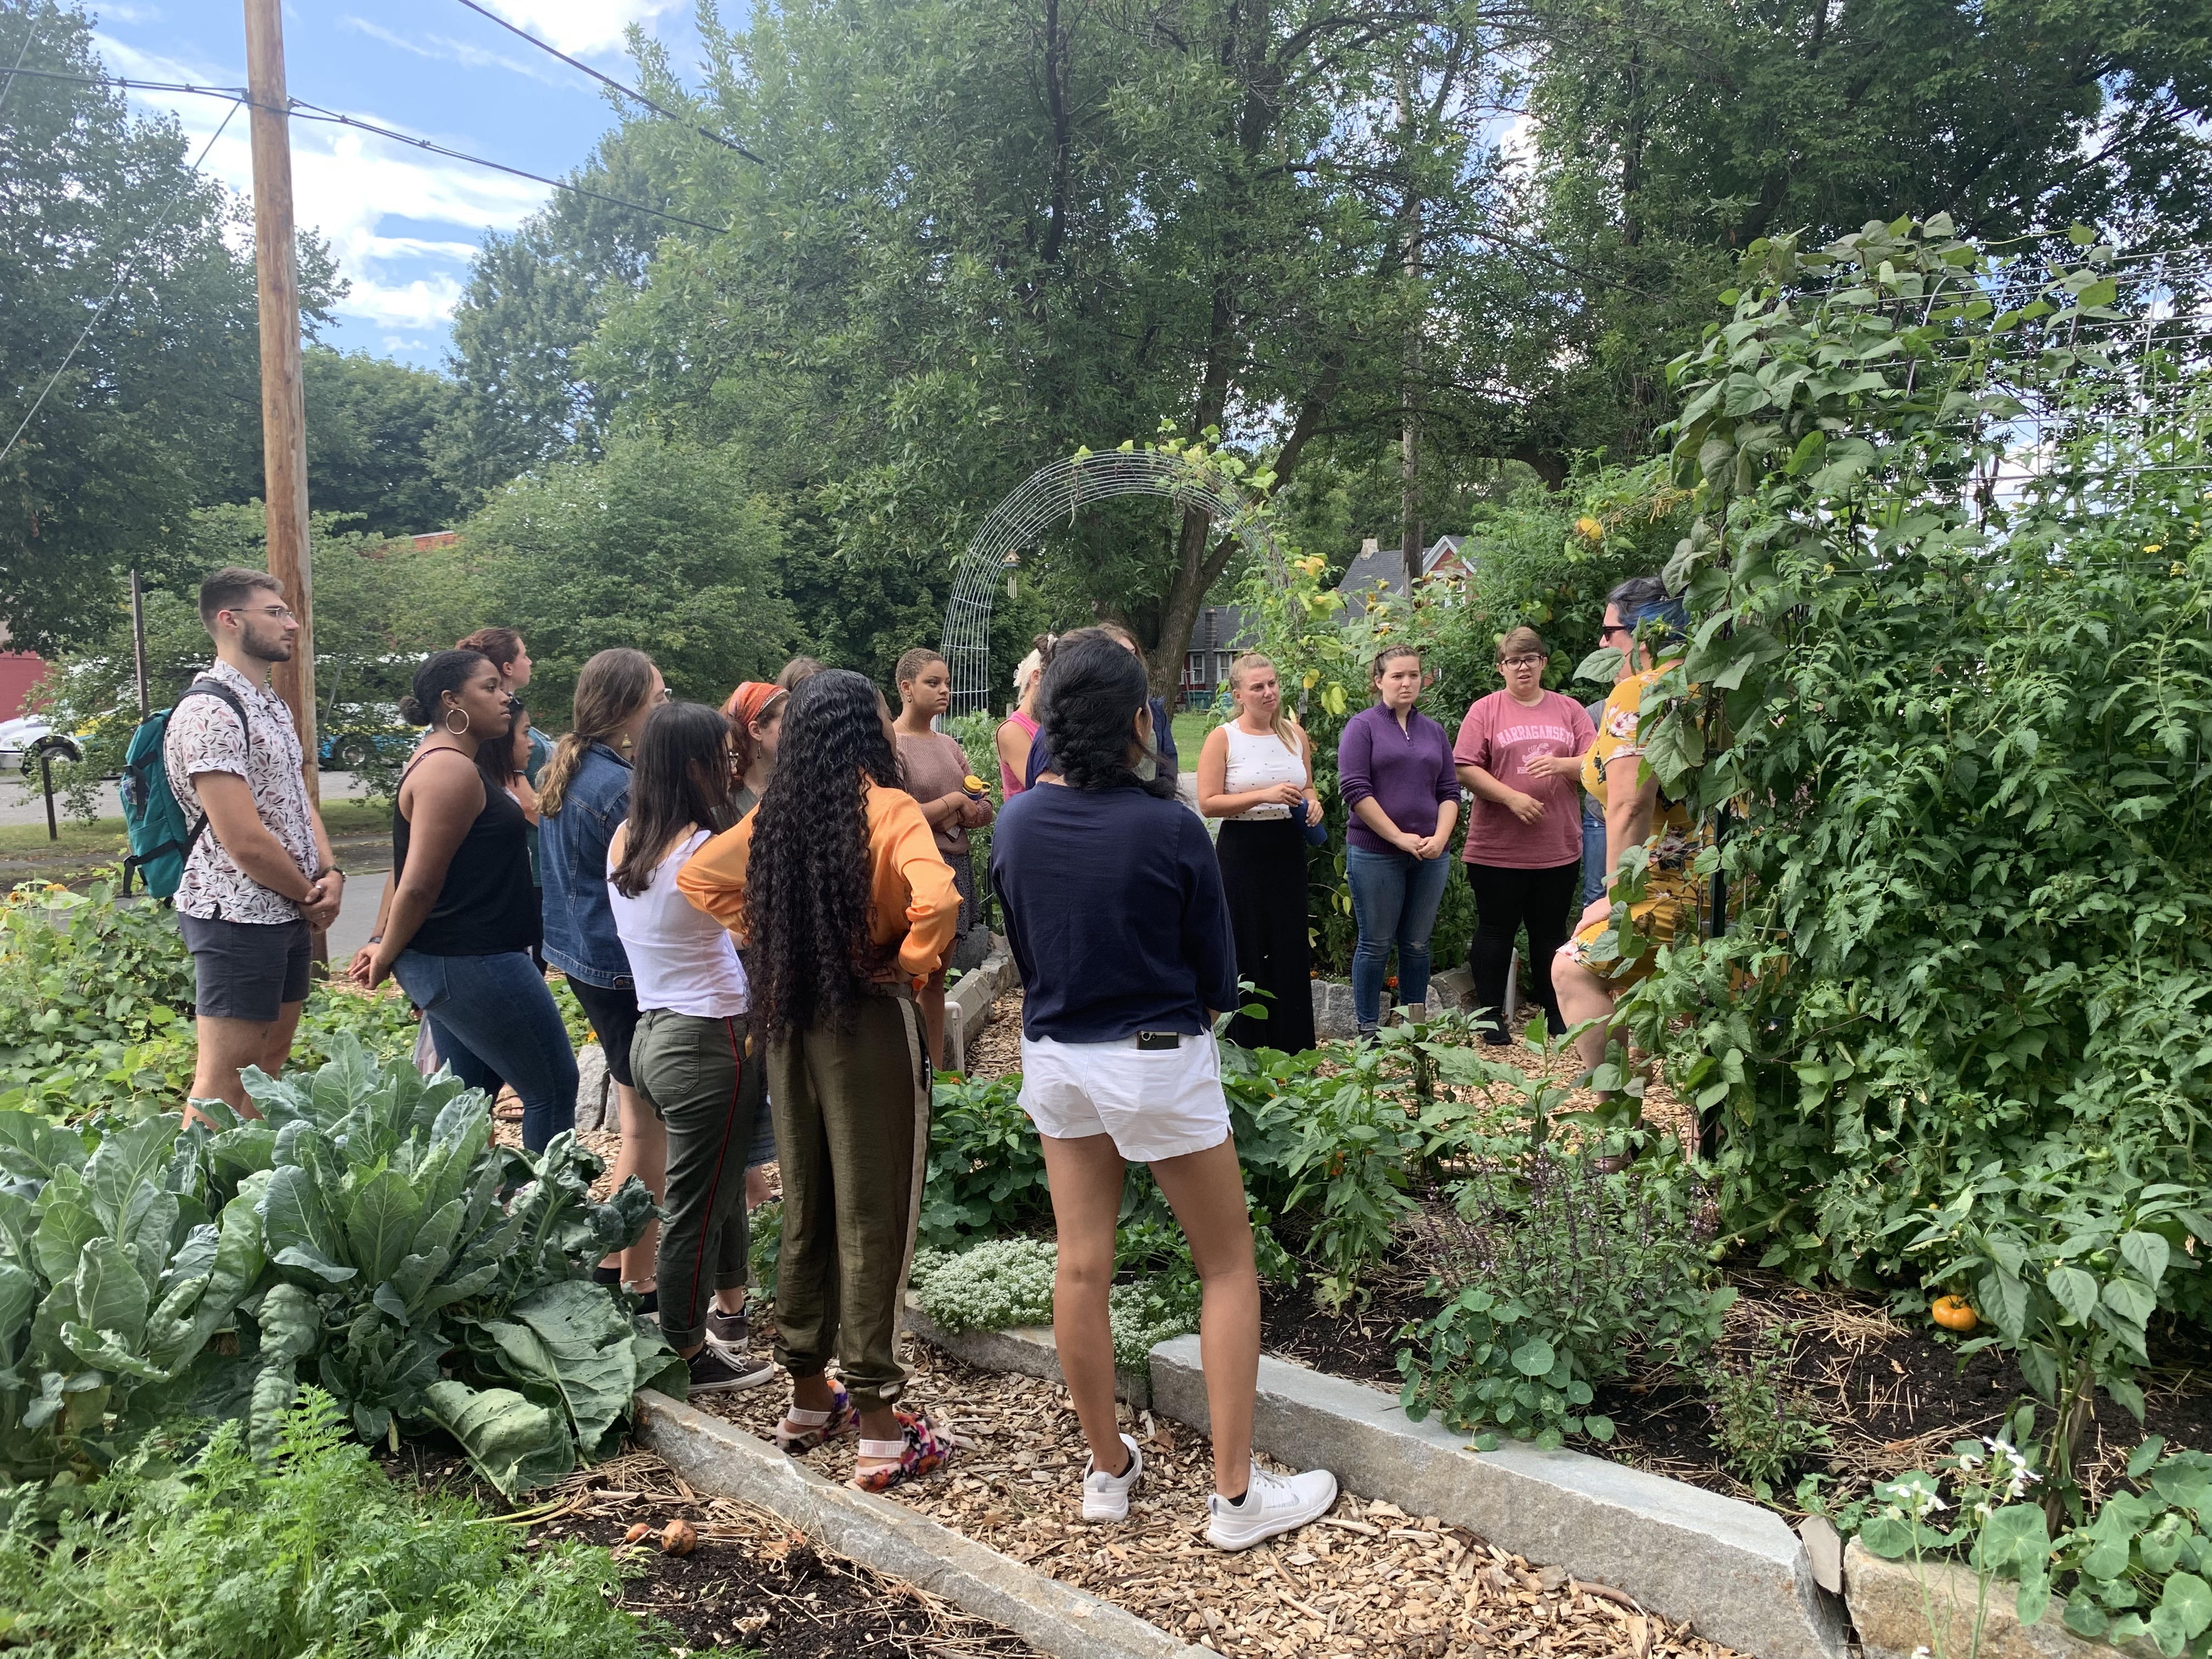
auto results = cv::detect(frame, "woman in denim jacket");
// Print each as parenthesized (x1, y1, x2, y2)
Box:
(538, 648, 665, 1302)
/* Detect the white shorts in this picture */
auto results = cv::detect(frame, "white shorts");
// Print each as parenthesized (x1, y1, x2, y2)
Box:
(1018, 1031, 1232, 1164)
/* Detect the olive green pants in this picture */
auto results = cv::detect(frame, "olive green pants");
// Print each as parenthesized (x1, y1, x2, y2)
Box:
(631, 1006, 757, 1352)
(766, 988, 930, 1413)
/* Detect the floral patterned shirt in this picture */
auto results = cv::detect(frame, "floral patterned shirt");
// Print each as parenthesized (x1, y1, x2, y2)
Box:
(163, 658, 318, 924)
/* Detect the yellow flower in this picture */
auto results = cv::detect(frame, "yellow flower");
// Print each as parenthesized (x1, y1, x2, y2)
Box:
(1301, 672, 1317, 689)
(2145, 544, 2163, 553)
(1292, 554, 1328, 578)
(1575, 516, 1604, 542)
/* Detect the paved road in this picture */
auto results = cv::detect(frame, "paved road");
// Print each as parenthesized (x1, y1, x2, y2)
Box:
(0, 769, 375, 828)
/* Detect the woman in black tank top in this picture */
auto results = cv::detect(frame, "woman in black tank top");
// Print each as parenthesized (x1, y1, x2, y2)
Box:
(351, 650, 578, 1150)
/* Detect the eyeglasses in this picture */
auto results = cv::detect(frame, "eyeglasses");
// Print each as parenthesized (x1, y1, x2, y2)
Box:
(225, 604, 295, 623)
(1500, 654, 1545, 669)
(654, 686, 673, 703)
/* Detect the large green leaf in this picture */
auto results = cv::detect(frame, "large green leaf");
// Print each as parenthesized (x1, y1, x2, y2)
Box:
(479, 1279, 666, 1458)
(81, 1116, 176, 1235)
(261, 1165, 357, 1285)
(0, 1263, 35, 1347)
(344, 1167, 425, 1286)
(72, 1235, 150, 1352)
(421, 1379, 574, 1498)
(0, 1113, 87, 1184)
(30, 1168, 100, 1286)
(2047, 1265, 2100, 1325)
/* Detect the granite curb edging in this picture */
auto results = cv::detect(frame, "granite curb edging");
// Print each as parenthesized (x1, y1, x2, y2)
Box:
(898, 1305, 1847, 1659)
(634, 1390, 1206, 1659)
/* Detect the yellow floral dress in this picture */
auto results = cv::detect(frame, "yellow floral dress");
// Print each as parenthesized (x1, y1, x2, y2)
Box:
(1563, 664, 1706, 985)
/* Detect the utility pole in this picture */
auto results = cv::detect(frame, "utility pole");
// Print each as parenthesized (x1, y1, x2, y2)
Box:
(1397, 59, 1424, 597)
(128, 568, 149, 719)
(243, 0, 318, 805)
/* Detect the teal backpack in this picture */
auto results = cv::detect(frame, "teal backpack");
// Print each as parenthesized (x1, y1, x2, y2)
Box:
(119, 679, 250, 900)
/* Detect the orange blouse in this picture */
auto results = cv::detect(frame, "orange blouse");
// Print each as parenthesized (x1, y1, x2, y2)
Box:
(676, 781, 960, 983)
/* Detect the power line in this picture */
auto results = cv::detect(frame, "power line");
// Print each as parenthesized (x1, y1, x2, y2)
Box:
(449, 0, 764, 166)
(0, 10, 37, 117)
(7, 61, 735, 238)
(0, 96, 242, 470)
(0, 64, 247, 101)
(286, 98, 732, 235)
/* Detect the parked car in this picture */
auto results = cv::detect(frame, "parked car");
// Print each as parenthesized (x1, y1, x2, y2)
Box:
(0, 716, 83, 776)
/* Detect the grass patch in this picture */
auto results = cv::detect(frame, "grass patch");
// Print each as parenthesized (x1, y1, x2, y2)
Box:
(0, 797, 391, 860)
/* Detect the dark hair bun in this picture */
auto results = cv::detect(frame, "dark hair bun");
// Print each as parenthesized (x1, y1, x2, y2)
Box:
(397, 694, 430, 726)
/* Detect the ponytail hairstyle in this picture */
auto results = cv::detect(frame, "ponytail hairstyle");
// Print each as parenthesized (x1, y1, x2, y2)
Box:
(610, 702, 737, 898)
(398, 648, 504, 791)
(1371, 642, 1423, 686)
(537, 648, 658, 816)
(1040, 632, 1173, 799)
(1226, 651, 1300, 753)
(745, 668, 902, 1039)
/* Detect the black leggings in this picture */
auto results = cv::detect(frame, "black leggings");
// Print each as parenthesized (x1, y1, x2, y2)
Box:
(1464, 859, 1583, 1041)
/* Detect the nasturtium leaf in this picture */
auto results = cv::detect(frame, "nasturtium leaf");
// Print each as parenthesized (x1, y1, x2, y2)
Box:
(1511, 1338, 1556, 1377)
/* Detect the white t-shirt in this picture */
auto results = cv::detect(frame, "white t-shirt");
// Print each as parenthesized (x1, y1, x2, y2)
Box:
(607, 829, 749, 1018)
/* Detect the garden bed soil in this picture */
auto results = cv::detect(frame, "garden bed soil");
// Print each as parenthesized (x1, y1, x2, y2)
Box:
(1259, 1246, 2212, 1514)
(399, 1443, 1041, 1658)
(693, 1338, 1739, 1659)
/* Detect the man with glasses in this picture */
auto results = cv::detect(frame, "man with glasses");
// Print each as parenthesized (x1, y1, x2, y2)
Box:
(165, 567, 344, 1120)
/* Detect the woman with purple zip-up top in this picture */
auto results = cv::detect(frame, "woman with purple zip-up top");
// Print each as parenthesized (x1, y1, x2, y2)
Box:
(1336, 645, 1462, 1040)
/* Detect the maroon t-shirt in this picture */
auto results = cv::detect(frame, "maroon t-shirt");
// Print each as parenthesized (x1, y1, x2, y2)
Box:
(1453, 690, 1595, 870)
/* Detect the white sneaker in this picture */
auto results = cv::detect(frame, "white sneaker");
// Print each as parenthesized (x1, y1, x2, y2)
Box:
(1205, 1464, 1339, 1551)
(1081, 1434, 1143, 1523)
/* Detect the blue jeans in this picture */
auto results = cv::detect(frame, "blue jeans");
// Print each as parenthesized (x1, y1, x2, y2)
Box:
(393, 948, 579, 1152)
(1345, 846, 1454, 1030)
(1581, 794, 1609, 906)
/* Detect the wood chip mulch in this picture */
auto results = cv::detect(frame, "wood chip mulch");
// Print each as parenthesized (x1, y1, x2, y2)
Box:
(692, 1341, 1745, 1659)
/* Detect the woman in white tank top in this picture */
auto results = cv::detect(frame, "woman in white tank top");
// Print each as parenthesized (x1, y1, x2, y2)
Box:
(605, 701, 776, 1395)
(1195, 653, 1319, 1052)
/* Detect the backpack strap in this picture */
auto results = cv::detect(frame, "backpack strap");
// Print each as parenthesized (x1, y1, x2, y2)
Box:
(169, 676, 256, 868)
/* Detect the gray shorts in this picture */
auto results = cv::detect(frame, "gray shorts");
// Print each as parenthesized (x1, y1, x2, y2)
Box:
(180, 913, 312, 1023)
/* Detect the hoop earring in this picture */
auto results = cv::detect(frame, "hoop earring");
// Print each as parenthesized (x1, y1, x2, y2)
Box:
(445, 708, 469, 736)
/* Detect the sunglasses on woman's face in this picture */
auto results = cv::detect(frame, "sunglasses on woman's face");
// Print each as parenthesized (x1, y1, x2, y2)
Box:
(1600, 623, 1632, 641)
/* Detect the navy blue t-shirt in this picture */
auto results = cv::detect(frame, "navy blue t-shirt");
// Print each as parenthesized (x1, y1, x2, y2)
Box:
(991, 782, 1237, 1042)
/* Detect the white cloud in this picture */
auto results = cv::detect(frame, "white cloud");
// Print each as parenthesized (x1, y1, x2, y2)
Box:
(94, 3, 165, 22)
(338, 15, 580, 89)
(472, 0, 678, 59)
(92, 35, 548, 342)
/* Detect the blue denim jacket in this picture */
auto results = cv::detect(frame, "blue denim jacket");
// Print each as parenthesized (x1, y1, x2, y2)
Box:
(539, 741, 633, 987)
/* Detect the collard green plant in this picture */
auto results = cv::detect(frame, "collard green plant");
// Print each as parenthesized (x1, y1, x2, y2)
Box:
(0, 1037, 675, 1497)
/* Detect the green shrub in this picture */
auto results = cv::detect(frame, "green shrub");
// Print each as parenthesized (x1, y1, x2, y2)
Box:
(920, 1073, 1051, 1248)
(0, 1389, 675, 1658)
(0, 1037, 676, 1495)
(0, 876, 421, 1122)
(1398, 1142, 1731, 1449)
(1700, 1324, 1832, 1500)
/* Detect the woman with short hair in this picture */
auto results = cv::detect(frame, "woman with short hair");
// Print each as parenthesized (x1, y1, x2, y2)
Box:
(1452, 626, 1596, 1043)
(993, 633, 1339, 1548)
(1554, 577, 1702, 1097)
(893, 646, 993, 1070)
(1197, 652, 1320, 1054)
(1337, 645, 1460, 1037)
(679, 669, 961, 1493)
(352, 650, 577, 1150)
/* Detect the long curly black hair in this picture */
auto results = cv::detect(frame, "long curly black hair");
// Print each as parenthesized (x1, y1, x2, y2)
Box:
(1039, 630, 1174, 798)
(746, 668, 901, 1039)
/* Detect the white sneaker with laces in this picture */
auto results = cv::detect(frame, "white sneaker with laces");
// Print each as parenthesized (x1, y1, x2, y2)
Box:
(1205, 1464, 1339, 1551)
(1080, 1434, 1143, 1523)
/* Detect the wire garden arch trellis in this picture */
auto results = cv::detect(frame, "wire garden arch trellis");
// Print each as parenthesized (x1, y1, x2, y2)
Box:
(939, 448, 1288, 718)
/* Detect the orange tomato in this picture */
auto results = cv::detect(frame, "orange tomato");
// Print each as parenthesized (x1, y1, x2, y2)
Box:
(1931, 1295, 1978, 1333)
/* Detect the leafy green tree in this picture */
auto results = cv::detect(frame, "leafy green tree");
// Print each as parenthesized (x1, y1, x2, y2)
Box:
(0, 1, 340, 650)
(301, 348, 465, 537)
(461, 435, 795, 718)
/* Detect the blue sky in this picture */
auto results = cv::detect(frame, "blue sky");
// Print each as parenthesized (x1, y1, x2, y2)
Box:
(89, 0, 696, 371)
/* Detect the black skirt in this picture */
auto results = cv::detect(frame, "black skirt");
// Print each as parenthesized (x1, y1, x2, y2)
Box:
(1216, 817, 1317, 1054)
